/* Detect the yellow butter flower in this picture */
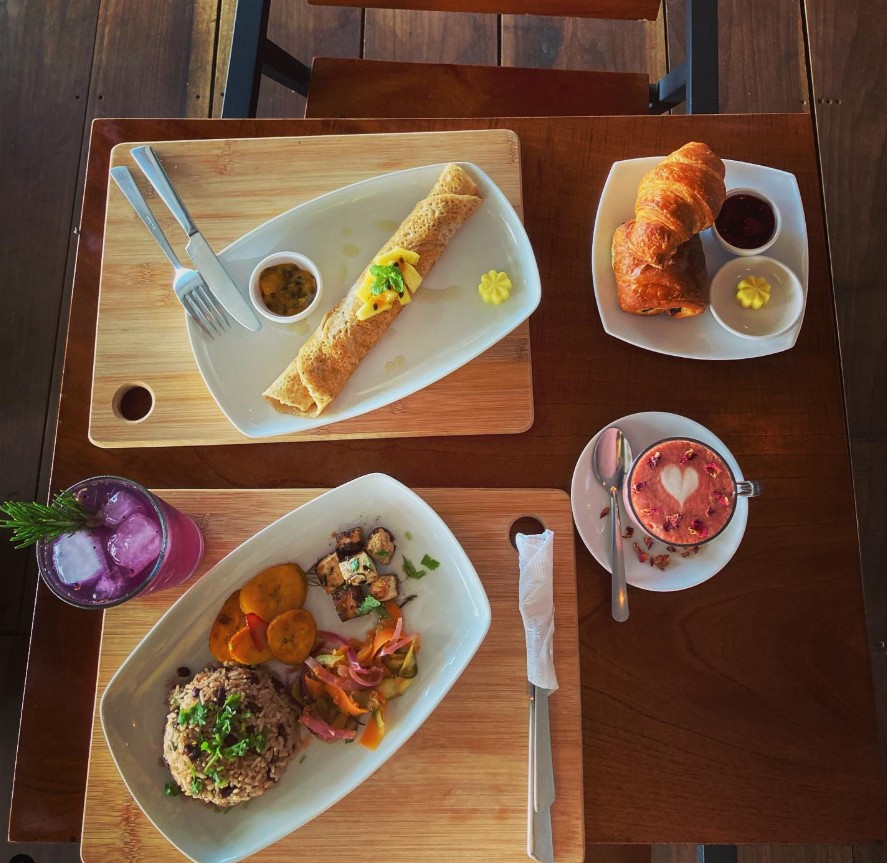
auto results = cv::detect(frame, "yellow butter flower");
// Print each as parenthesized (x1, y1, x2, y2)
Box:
(735, 274, 771, 310)
(478, 270, 512, 305)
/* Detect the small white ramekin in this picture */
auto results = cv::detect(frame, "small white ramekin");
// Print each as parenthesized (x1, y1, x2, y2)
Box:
(712, 187, 781, 257)
(709, 255, 804, 340)
(249, 251, 323, 324)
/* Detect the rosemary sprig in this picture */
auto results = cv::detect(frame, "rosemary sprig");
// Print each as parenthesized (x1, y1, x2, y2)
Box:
(0, 491, 98, 549)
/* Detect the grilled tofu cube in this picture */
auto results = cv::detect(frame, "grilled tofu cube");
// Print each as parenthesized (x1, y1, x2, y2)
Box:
(331, 584, 364, 621)
(335, 527, 364, 560)
(367, 574, 399, 603)
(315, 551, 344, 594)
(339, 551, 377, 586)
(366, 527, 396, 565)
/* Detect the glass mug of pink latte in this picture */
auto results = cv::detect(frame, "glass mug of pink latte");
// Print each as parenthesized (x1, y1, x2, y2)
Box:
(624, 437, 761, 547)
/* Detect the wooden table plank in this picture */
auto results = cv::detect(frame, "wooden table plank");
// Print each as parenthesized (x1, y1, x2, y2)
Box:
(804, 0, 887, 818)
(664, 0, 808, 113)
(310, 0, 662, 19)
(11, 114, 886, 849)
(213, 0, 363, 118)
(364, 6, 497, 64)
(502, 5, 666, 81)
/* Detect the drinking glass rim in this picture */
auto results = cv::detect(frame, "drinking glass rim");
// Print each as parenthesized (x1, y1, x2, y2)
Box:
(626, 436, 739, 548)
(37, 475, 169, 609)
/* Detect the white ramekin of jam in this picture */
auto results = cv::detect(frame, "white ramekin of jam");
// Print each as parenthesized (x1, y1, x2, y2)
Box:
(712, 187, 781, 257)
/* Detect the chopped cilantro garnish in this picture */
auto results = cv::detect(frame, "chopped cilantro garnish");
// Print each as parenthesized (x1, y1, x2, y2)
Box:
(375, 548, 390, 559)
(403, 556, 426, 580)
(356, 595, 382, 616)
(191, 777, 204, 796)
(178, 702, 208, 726)
(420, 554, 440, 570)
(164, 782, 181, 797)
(405, 531, 413, 541)
(369, 263, 405, 295)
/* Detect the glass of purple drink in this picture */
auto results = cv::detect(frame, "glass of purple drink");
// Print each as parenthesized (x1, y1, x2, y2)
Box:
(37, 476, 204, 609)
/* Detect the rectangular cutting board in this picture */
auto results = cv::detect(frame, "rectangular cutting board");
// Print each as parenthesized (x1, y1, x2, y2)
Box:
(91, 130, 533, 447)
(81, 488, 583, 863)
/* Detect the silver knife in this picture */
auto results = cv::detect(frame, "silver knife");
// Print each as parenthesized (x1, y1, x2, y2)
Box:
(534, 687, 556, 811)
(528, 683, 555, 863)
(130, 145, 262, 332)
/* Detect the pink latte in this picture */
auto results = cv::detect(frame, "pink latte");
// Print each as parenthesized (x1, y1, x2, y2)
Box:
(627, 438, 736, 546)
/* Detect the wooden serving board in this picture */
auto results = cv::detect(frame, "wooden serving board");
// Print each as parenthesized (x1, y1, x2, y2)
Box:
(91, 130, 532, 447)
(81, 488, 583, 863)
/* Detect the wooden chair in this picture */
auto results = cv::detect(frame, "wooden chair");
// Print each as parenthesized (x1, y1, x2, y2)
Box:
(221, 0, 719, 118)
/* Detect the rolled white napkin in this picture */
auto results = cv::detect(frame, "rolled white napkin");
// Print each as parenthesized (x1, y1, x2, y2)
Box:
(517, 529, 558, 693)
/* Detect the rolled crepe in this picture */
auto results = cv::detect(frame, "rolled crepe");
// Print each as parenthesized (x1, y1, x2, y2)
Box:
(263, 164, 482, 417)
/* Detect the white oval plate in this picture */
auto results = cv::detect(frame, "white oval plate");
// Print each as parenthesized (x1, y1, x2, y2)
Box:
(100, 473, 491, 863)
(188, 162, 541, 437)
(570, 412, 748, 591)
(591, 157, 809, 360)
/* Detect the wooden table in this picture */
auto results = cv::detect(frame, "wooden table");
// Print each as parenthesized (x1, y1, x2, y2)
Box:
(10, 115, 887, 851)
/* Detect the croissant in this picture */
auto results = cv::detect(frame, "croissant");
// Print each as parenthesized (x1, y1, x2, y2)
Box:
(612, 219, 709, 318)
(627, 142, 726, 267)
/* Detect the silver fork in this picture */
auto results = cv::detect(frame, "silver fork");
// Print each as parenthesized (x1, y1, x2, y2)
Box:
(109, 166, 230, 339)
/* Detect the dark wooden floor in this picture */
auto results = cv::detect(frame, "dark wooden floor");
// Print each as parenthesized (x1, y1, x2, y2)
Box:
(2, 0, 885, 860)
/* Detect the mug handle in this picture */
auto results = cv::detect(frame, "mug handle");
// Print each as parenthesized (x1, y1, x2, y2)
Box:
(736, 480, 762, 498)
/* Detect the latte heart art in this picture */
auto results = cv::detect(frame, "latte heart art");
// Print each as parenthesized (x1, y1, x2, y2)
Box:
(659, 464, 699, 506)
(628, 438, 737, 547)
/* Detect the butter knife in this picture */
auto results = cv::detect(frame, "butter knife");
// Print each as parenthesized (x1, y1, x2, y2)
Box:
(528, 684, 555, 863)
(130, 145, 262, 332)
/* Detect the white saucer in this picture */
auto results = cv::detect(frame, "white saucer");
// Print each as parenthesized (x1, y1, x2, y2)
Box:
(570, 411, 749, 591)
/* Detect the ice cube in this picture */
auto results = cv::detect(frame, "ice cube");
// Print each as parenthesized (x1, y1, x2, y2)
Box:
(108, 512, 162, 576)
(52, 530, 111, 586)
(100, 489, 144, 526)
(92, 567, 128, 601)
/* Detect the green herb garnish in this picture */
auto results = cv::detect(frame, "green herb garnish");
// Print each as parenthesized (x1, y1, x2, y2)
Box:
(356, 595, 382, 616)
(375, 548, 390, 559)
(191, 777, 204, 796)
(420, 554, 440, 570)
(164, 782, 181, 797)
(181, 704, 208, 726)
(350, 557, 360, 571)
(0, 490, 99, 549)
(369, 263, 405, 295)
(403, 556, 426, 580)
(405, 531, 413, 541)
(178, 702, 208, 727)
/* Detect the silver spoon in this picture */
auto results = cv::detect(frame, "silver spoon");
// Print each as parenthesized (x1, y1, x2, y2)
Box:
(592, 427, 632, 622)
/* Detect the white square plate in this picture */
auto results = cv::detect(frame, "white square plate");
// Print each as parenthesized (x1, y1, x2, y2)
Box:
(591, 157, 809, 360)
(100, 473, 491, 863)
(189, 162, 541, 436)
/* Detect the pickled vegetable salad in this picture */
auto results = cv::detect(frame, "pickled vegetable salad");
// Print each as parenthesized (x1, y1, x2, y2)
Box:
(295, 602, 418, 750)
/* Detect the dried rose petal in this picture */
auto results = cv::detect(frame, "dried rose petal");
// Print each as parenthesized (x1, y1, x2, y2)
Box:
(691, 545, 700, 554)
(666, 545, 677, 553)
(662, 512, 682, 532)
(631, 481, 648, 493)
(680, 448, 696, 463)
(643, 536, 654, 550)
(647, 451, 661, 469)
(687, 518, 709, 539)
(651, 554, 671, 571)
(641, 506, 661, 516)
(599, 506, 611, 518)
(706, 506, 716, 517)
(632, 542, 649, 563)
(705, 462, 721, 478)
(712, 490, 730, 507)
(680, 550, 692, 558)
(622, 526, 634, 539)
